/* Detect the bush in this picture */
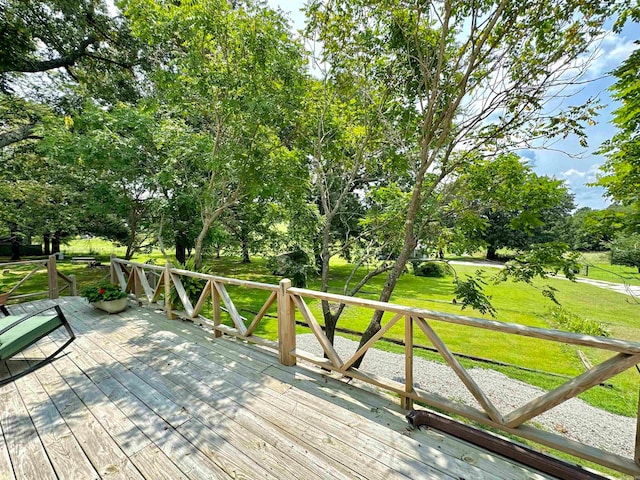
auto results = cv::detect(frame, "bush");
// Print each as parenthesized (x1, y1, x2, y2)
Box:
(81, 282, 127, 302)
(267, 247, 312, 287)
(413, 261, 450, 278)
(547, 306, 610, 338)
(610, 233, 640, 273)
(170, 258, 211, 307)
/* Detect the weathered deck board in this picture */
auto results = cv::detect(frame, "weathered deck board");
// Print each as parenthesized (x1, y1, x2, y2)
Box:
(109, 303, 551, 480)
(0, 361, 57, 480)
(64, 305, 362, 480)
(0, 297, 564, 480)
(9, 349, 99, 480)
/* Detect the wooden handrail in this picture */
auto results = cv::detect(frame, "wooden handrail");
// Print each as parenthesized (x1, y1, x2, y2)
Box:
(289, 287, 640, 355)
(110, 257, 640, 477)
(0, 255, 76, 305)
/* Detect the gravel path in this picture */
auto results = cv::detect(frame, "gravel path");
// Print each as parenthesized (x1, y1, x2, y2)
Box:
(296, 333, 636, 459)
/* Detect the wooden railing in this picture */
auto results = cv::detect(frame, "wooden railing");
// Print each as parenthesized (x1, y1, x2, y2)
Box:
(0, 255, 77, 306)
(110, 257, 640, 477)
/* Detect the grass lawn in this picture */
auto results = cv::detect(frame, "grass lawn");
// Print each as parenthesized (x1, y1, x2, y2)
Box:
(575, 251, 640, 286)
(2, 240, 639, 420)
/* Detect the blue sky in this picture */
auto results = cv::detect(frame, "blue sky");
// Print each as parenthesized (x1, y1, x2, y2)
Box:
(268, 0, 639, 210)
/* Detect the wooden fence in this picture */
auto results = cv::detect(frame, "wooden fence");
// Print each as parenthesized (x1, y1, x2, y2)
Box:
(0, 255, 77, 306)
(110, 257, 640, 477)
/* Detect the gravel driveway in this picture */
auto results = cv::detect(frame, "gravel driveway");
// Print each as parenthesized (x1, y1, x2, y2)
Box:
(296, 334, 636, 459)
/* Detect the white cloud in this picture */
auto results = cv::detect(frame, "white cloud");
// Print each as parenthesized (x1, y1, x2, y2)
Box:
(586, 32, 639, 78)
(562, 168, 587, 177)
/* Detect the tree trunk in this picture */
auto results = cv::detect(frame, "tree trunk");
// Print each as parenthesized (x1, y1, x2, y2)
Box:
(52, 231, 61, 254)
(486, 244, 498, 260)
(351, 155, 426, 368)
(193, 212, 215, 269)
(175, 235, 186, 265)
(0, 123, 38, 149)
(9, 224, 20, 261)
(241, 236, 250, 263)
(43, 233, 51, 255)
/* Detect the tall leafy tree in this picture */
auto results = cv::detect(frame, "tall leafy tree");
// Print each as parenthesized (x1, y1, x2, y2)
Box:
(567, 206, 628, 251)
(122, 0, 308, 268)
(307, 0, 612, 364)
(453, 154, 574, 260)
(596, 41, 640, 230)
(0, 0, 140, 147)
(42, 102, 163, 258)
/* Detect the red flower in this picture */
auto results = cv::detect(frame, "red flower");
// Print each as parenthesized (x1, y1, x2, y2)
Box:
(99, 288, 106, 295)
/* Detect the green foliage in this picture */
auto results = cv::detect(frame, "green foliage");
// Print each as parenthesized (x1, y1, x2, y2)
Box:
(566, 206, 628, 251)
(610, 233, 640, 273)
(453, 271, 496, 317)
(169, 258, 211, 307)
(412, 261, 450, 278)
(596, 42, 640, 214)
(268, 248, 312, 288)
(122, 0, 308, 267)
(452, 153, 574, 259)
(547, 306, 611, 338)
(80, 282, 127, 302)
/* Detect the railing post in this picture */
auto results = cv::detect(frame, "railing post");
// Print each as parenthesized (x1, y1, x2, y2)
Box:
(401, 315, 414, 410)
(212, 282, 222, 338)
(133, 267, 142, 299)
(164, 262, 174, 320)
(47, 254, 59, 299)
(110, 254, 117, 284)
(278, 279, 296, 366)
(69, 274, 77, 296)
(635, 385, 640, 470)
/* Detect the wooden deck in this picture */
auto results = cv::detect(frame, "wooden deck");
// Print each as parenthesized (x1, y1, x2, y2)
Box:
(0, 297, 558, 480)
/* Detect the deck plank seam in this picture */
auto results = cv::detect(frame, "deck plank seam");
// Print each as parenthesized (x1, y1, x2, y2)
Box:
(56, 307, 297, 480)
(65, 312, 396, 480)
(81, 308, 490, 480)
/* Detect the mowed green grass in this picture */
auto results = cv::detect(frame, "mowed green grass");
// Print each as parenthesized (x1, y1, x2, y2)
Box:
(2, 240, 639, 418)
(575, 251, 640, 286)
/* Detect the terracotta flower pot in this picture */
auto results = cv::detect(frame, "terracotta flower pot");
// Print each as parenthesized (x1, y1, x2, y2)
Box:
(92, 297, 128, 314)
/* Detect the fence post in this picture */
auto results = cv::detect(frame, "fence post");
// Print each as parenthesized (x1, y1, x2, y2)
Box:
(69, 274, 77, 296)
(110, 254, 117, 284)
(636, 386, 640, 470)
(212, 282, 222, 338)
(278, 279, 296, 366)
(401, 315, 414, 410)
(47, 254, 59, 299)
(164, 262, 175, 320)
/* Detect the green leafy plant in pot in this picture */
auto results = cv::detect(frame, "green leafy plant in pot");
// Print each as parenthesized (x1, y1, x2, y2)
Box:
(81, 282, 128, 314)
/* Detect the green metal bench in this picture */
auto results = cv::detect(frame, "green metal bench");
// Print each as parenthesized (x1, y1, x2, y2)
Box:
(0, 305, 75, 385)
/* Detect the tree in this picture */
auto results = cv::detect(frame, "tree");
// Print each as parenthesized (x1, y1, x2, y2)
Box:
(122, 0, 308, 268)
(307, 0, 611, 366)
(0, 0, 140, 148)
(596, 40, 640, 225)
(453, 153, 574, 260)
(42, 102, 163, 259)
(567, 206, 628, 251)
(610, 233, 640, 273)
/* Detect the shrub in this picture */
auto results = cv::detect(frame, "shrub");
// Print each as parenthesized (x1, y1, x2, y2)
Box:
(610, 233, 640, 273)
(170, 258, 211, 307)
(413, 261, 450, 278)
(547, 306, 610, 338)
(268, 247, 312, 287)
(81, 282, 127, 302)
